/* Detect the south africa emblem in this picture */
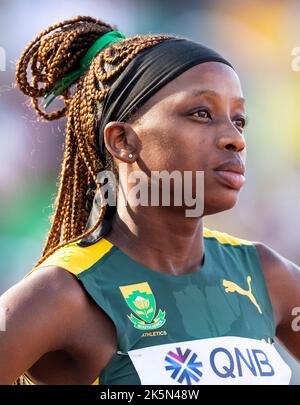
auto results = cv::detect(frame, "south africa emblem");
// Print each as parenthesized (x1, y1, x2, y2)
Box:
(119, 282, 166, 331)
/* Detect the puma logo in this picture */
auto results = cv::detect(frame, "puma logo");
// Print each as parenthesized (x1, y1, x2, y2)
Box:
(223, 275, 262, 314)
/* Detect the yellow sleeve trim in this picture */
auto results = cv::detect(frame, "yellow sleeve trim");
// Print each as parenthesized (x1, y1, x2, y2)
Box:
(23, 373, 34, 385)
(27, 238, 113, 277)
(92, 377, 100, 385)
(22, 373, 100, 385)
(203, 227, 253, 246)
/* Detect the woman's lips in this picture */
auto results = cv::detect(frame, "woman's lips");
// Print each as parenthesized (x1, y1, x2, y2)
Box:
(213, 170, 245, 190)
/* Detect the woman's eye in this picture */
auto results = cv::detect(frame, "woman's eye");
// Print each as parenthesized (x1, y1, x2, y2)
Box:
(192, 109, 211, 119)
(233, 117, 246, 129)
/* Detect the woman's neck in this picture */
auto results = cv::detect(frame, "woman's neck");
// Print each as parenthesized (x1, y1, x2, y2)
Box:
(105, 205, 205, 276)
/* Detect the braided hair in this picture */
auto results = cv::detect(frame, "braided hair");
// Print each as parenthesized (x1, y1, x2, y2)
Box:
(16, 16, 173, 269)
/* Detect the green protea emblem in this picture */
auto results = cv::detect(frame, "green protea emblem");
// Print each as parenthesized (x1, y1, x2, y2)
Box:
(119, 282, 166, 330)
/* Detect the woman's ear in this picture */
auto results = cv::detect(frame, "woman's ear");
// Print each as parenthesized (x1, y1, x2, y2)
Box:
(103, 121, 139, 163)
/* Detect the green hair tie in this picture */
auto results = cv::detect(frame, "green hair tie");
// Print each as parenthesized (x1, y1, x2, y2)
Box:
(43, 30, 126, 109)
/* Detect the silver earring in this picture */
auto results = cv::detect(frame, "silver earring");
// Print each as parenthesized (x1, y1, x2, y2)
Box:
(128, 153, 133, 159)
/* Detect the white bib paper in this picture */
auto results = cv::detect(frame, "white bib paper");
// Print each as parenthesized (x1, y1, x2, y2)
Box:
(128, 336, 291, 385)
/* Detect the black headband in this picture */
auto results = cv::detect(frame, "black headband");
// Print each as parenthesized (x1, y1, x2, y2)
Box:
(97, 38, 234, 156)
(79, 38, 234, 246)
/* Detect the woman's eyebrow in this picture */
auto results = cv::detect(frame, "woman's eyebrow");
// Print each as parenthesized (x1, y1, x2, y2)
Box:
(190, 89, 245, 103)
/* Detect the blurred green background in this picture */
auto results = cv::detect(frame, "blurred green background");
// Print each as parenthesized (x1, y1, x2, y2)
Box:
(0, 0, 300, 383)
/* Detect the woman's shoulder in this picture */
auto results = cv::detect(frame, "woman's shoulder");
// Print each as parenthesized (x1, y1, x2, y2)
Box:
(22, 265, 91, 315)
(0, 265, 88, 384)
(1, 265, 116, 385)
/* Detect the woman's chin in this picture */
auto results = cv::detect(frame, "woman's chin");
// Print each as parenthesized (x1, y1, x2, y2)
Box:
(203, 191, 240, 215)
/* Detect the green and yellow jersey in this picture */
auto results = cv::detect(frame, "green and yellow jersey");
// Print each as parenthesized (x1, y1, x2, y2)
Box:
(19, 227, 291, 385)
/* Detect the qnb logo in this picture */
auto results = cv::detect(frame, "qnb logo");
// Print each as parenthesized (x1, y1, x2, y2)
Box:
(210, 347, 275, 379)
(165, 348, 203, 385)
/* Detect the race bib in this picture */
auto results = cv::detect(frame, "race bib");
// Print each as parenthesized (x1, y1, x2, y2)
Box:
(128, 336, 291, 385)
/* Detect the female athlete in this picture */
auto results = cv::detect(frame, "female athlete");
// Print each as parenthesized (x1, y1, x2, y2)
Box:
(0, 16, 299, 385)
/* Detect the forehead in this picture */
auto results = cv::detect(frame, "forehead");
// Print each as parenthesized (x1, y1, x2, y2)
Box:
(139, 62, 244, 111)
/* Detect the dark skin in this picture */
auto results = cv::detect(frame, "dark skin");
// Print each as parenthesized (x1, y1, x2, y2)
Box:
(0, 62, 299, 384)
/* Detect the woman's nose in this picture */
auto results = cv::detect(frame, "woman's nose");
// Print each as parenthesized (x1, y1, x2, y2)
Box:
(216, 126, 246, 153)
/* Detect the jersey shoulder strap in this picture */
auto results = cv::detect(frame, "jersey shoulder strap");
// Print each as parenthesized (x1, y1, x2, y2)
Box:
(203, 227, 254, 246)
(26, 238, 114, 277)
